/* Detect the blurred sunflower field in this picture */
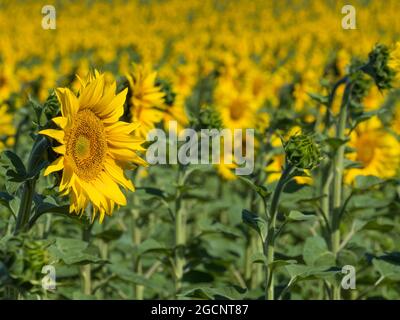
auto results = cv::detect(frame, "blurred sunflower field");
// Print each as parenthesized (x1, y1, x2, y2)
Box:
(1, 0, 400, 301)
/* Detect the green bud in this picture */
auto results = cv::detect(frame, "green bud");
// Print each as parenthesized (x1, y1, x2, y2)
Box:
(349, 58, 372, 103)
(283, 133, 322, 170)
(43, 91, 60, 120)
(361, 44, 395, 90)
(192, 105, 222, 130)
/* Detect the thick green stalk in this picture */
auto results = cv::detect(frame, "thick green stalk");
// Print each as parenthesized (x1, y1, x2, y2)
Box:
(331, 82, 352, 300)
(14, 180, 36, 234)
(14, 136, 48, 235)
(81, 226, 92, 296)
(130, 168, 144, 299)
(132, 205, 144, 300)
(264, 164, 294, 300)
(174, 166, 186, 297)
(81, 264, 91, 296)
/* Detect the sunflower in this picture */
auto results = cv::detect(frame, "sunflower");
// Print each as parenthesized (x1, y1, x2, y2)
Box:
(40, 71, 147, 222)
(127, 64, 166, 138)
(345, 116, 400, 183)
(215, 78, 257, 130)
(0, 104, 15, 150)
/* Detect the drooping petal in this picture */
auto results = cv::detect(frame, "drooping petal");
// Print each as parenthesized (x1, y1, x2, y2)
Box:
(52, 116, 68, 129)
(44, 157, 64, 176)
(39, 129, 65, 144)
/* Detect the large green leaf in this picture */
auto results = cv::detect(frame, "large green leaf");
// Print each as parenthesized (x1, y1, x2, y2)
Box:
(303, 236, 335, 268)
(180, 286, 247, 300)
(48, 237, 104, 265)
(242, 209, 268, 242)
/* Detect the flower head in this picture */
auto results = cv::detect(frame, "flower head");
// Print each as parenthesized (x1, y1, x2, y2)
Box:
(283, 132, 321, 170)
(345, 116, 400, 183)
(40, 71, 147, 222)
(362, 44, 395, 90)
(127, 64, 166, 138)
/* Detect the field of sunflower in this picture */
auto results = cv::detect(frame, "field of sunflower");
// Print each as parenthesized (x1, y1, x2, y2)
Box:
(1, 0, 400, 301)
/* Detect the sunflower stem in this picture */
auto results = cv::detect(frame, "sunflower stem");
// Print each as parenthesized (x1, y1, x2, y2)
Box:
(130, 168, 144, 300)
(174, 165, 186, 297)
(14, 180, 36, 235)
(14, 136, 48, 235)
(81, 225, 92, 296)
(264, 163, 294, 300)
(330, 80, 352, 300)
(132, 205, 144, 300)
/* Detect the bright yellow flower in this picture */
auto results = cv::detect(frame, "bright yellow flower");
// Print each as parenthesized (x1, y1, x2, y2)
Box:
(40, 71, 147, 222)
(127, 64, 166, 138)
(345, 116, 400, 183)
(215, 78, 257, 130)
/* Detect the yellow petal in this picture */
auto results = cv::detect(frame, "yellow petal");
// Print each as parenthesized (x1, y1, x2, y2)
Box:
(52, 116, 68, 129)
(104, 159, 134, 191)
(53, 144, 66, 155)
(44, 157, 64, 176)
(102, 88, 127, 123)
(56, 88, 79, 119)
(39, 129, 65, 144)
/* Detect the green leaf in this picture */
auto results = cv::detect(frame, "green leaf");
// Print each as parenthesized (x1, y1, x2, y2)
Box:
(242, 209, 268, 242)
(136, 239, 170, 257)
(286, 210, 316, 222)
(358, 220, 394, 232)
(0, 191, 13, 209)
(0, 150, 27, 182)
(94, 228, 123, 242)
(354, 175, 384, 190)
(285, 264, 340, 281)
(324, 137, 349, 151)
(109, 264, 160, 290)
(239, 176, 271, 199)
(308, 92, 329, 106)
(268, 259, 297, 271)
(373, 258, 400, 281)
(251, 252, 267, 265)
(9, 197, 20, 217)
(180, 286, 247, 300)
(303, 236, 335, 268)
(136, 187, 169, 199)
(48, 237, 103, 265)
(198, 219, 241, 238)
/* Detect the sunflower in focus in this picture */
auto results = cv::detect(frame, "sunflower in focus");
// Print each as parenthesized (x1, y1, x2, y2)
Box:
(345, 116, 400, 183)
(127, 64, 166, 138)
(40, 71, 147, 222)
(0, 104, 15, 150)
